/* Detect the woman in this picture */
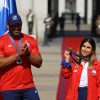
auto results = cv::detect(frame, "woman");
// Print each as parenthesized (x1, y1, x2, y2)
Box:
(61, 37, 100, 100)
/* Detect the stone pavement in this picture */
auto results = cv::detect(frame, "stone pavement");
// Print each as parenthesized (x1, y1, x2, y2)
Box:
(31, 38, 62, 100)
(64, 23, 91, 31)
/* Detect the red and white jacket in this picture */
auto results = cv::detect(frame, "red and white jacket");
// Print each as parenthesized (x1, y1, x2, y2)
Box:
(61, 60, 100, 100)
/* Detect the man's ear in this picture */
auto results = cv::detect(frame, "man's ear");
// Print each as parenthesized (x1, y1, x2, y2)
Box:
(6, 22, 9, 29)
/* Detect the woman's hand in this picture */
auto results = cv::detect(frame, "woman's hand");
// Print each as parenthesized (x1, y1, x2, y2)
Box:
(64, 50, 71, 62)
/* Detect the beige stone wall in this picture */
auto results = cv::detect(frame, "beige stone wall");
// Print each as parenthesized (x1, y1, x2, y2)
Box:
(16, 0, 47, 42)
(16, 0, 92, 41)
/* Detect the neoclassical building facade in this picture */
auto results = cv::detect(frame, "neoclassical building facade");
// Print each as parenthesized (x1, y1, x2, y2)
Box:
(16, 0, 93, 41)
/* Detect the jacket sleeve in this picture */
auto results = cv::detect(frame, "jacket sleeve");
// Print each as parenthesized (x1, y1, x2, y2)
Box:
(61, 67, 72, 78)
(96, 62, 100, 97)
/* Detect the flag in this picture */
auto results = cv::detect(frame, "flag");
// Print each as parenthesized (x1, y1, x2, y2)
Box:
(0, 0, 17, 36)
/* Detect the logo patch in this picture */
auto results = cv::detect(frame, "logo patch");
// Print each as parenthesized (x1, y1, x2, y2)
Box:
(73, 69, 77, 72)
(8, 45, 12, 47)
(91, 69, 96, 75)
(12, 15, 18, 20)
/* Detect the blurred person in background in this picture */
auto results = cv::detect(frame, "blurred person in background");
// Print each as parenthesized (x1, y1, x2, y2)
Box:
(95, 15, 100, 42)
(76, 13, 81, 31)
(96, 15, 100, 34)
(27, 9, 34, 35)
(0, 13, 42, 100)
(61, 37, 100, 100)
(59, 13, 65, 36)
(44, 14, 53, 41)
(50, 12, 59, 39)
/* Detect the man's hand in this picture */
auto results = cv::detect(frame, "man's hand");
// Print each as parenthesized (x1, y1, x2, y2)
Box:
(17, 42, 30, 57)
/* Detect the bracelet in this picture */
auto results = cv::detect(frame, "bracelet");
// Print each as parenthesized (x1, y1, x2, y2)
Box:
(61, 61, 72, 69)
(25, 51, 31, 57)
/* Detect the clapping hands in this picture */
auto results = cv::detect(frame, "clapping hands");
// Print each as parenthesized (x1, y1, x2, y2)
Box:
(17, 41, 30, 56)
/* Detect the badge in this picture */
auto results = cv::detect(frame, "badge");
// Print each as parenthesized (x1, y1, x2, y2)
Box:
(91, 69, 96, 75)
(73, 69, 77, 72)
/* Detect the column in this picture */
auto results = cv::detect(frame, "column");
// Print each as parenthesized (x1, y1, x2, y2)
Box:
(58, 0, 66, 16)
(76, 0, 85, 18)
(87, 0, 92, 24)
(33, 0, 48, 41)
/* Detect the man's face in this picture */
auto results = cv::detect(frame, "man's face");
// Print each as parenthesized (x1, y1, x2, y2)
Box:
(8, 23, 22, 37)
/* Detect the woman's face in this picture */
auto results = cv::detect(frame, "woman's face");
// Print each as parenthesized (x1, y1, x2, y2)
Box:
(81, 42, 93, 57)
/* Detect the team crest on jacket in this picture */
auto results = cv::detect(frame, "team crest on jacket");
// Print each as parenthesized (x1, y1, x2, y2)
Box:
(73, 69, 77, 72)
(91, 69, 96, 75)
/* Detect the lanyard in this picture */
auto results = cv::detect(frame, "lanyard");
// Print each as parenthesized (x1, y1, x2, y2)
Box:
(8, 34, 22, 52)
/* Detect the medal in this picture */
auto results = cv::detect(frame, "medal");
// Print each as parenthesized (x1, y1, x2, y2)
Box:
(16, 57, 22, 64)
(8, 34, 23, 64)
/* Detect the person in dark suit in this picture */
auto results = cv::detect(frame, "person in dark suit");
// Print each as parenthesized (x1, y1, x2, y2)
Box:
(76, 13, 81, 31)
(59, 14, 65, 36)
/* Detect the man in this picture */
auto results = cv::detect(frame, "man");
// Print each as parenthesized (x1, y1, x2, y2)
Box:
(44, 14, 53, 41)
(27, 9, 34, 35)
(0, 13, 42, 100)
(76, 13, 81, 31)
